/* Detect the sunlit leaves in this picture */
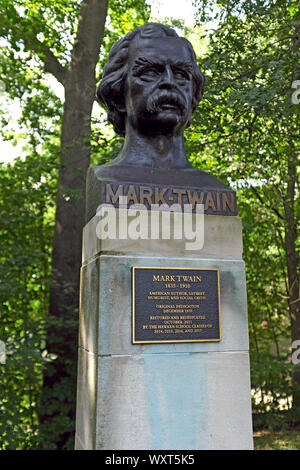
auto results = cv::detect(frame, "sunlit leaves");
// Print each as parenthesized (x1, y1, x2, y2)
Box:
(191, 0, 300, 421)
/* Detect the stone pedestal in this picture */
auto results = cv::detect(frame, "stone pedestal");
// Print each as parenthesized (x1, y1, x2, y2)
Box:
(75, 213, 253, 450)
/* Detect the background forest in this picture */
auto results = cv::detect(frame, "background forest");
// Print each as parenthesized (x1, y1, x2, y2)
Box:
(0, 0, 299, 450)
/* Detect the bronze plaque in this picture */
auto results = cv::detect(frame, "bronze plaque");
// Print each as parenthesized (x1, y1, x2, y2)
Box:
(132, 267, 221, 344)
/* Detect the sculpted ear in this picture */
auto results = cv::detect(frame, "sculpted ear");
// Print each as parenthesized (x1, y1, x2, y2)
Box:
(96, 69, 127, 135)
(110, 77, 127, 113)
(96, 75, 126, 113)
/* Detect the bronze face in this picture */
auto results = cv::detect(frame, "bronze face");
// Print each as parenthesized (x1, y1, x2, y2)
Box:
(125, 37, 194, 136)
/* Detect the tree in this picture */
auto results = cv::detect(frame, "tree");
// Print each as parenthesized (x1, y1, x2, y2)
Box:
(190, 0, 299, 418)
(38, 0, 109, 449)
(0, 148, 58, 449)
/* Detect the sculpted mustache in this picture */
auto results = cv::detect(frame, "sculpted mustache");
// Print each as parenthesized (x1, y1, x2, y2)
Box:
(146, 91, 186, 114)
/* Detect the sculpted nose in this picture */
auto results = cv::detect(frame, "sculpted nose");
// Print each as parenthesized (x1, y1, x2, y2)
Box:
(159, 65, 176, 89)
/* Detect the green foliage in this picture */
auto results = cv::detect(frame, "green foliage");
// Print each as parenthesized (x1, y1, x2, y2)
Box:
(0, 0, 152, 450)
(190, 0, 300, 427)
(0, 0, 81, 65)
(0, 151, 58, 449)
(241, 188, 296, 427)
(254, 427, 300, 450)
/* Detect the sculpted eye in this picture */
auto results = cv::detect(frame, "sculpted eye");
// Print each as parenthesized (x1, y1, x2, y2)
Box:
(139, 67, 160, 80)
(173, 69, 189, 80)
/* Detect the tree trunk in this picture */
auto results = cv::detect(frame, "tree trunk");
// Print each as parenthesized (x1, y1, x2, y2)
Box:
(283, 150, 300, 411)
(38, 0, 109, 449)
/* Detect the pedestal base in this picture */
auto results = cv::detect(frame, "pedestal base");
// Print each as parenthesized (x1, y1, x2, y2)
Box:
(75, 215, 253, 450)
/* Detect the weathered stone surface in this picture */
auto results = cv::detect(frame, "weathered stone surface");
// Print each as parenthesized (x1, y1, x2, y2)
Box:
(76, 349, 253, 450)
(75, 215, 253, 450)
(75, 348, 97, 450)
(79, 254, 249, 356)
(82, 213, 243, 263)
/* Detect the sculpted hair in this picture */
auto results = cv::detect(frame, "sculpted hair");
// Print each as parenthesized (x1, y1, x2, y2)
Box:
(97, 23, 206, 136)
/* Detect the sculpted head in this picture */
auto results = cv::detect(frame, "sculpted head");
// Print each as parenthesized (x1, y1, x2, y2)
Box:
(97, 23, 206, 137)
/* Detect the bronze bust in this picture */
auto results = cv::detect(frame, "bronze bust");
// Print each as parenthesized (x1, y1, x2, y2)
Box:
(86, 23, 236, 222)
(97, 23, 206, 170)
